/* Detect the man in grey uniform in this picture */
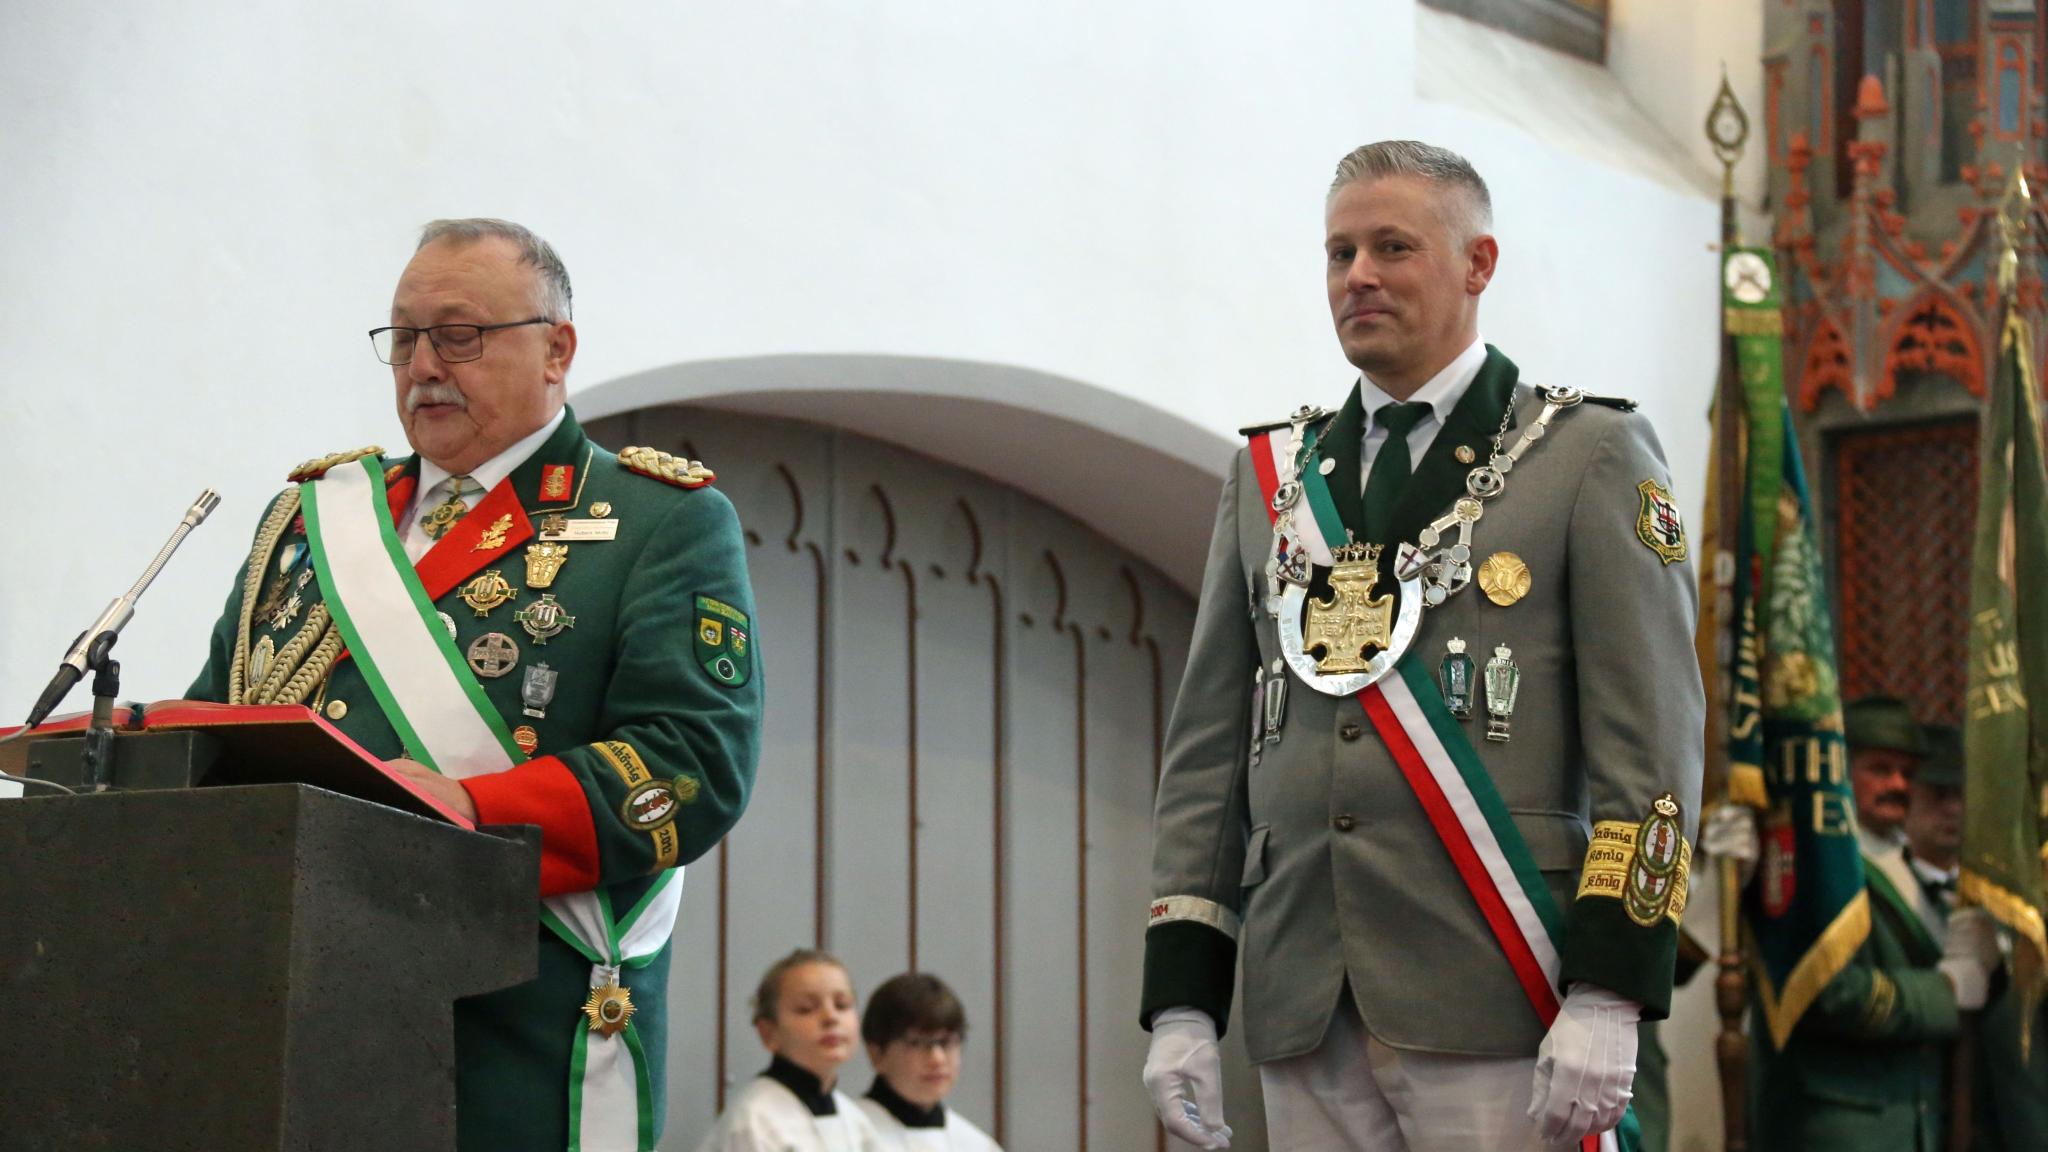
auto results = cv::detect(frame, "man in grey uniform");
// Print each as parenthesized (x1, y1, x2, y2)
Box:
(1140, 141, 1704, 1150)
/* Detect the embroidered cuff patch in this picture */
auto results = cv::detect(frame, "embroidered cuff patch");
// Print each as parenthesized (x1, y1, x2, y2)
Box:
(1148, 895, 1242, 940)
(1575, 792, 1691, 927)
(595, 739, 683, 869)
(695, 595, 753, 687)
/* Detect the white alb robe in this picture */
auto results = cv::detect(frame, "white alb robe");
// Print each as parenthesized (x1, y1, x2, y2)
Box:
(854, 1097, 1003, 1152)
(694, 1071, 881, 1152)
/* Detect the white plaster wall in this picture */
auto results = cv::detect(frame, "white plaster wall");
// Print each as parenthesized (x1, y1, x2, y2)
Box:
(2, 2, 1749, 1146)
(2, 1, 1730, 714)
(1610, 0, 1772, 241)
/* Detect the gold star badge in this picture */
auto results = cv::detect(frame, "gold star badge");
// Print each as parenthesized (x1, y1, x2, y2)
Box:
(582, 982, 636, 1036)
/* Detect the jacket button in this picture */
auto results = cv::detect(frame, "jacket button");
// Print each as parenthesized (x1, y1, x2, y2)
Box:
(325, 700, 348, 721)
(1340, 722, 1362, 741)
(1334, 814, 1356, 832)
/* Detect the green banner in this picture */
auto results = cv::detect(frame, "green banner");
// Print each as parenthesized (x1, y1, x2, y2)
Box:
(1961, 309, 2048, 1013)
(1721, 248, 1868, 1049)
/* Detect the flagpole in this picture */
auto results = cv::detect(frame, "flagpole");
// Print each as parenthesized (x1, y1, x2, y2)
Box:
(1948, 150, 2033, 1152)
(1702, 71, 1752, 1152)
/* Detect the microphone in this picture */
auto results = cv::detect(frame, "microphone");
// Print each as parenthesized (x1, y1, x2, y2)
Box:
(23, 489, 222, 728)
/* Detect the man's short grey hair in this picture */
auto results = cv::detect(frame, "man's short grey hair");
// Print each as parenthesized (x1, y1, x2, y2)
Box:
(417, 218, 574, 321)
(1327, 141, 1493, 243)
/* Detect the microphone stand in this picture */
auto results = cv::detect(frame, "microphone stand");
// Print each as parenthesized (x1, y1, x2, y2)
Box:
(17, 490, 220, 792)
(81, 640, 121, 791)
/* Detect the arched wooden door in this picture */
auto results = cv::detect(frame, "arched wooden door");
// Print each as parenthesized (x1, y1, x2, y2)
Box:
(585, 405, 1264, 1151)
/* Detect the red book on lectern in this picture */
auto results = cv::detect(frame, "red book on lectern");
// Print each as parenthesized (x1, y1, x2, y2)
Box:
(0, 700, 472, 828)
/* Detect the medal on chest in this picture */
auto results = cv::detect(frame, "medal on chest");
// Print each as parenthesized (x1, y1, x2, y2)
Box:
(1258, 386, 1584, 697)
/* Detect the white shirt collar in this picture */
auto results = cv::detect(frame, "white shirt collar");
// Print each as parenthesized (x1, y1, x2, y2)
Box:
(1360, 336, 1488, 432)
(1907, 853, 1958, 884)
(1855, 821, 1908, 862)
(416, 407, 566, 501)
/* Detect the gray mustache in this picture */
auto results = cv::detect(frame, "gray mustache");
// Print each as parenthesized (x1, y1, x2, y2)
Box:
(405, 385, 468, 414)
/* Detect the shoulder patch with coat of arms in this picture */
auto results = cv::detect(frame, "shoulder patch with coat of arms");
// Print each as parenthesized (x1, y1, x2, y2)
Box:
(287, 446, 385, 483)
(619, 445, 716, 489)
(1635, 478, 1688, 564)
(694, 594, 752, 687)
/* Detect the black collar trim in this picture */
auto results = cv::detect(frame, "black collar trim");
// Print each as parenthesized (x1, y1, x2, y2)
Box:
(866, 1076, 946, 1128)
(764, 1056, 836, 1116)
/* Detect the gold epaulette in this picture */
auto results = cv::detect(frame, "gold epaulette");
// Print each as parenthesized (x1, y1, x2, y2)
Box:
(619, 445, 716, 489)
(287, 446, 385, 483)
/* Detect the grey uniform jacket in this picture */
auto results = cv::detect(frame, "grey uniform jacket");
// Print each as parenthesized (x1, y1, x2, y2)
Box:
(1141, 347, 1705, 1062)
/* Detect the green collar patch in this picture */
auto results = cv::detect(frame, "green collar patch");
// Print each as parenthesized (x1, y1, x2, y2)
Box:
(694, 595, 752, 687)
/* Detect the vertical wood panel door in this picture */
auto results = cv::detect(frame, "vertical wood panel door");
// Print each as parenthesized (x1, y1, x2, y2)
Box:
(585, 406, 1264, 1152)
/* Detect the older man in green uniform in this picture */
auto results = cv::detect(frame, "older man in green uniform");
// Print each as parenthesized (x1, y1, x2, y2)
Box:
(1750, 698, 1998, 1151)
(188, 218, 763, 1151)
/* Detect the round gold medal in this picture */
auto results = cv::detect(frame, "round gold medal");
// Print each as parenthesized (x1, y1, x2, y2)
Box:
(1477, 551, 1532, 607)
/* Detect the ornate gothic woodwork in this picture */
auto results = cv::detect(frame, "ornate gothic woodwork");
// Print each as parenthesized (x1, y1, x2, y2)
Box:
(1768, 2, 2046, 721)
(1832, 420, 1978, 724)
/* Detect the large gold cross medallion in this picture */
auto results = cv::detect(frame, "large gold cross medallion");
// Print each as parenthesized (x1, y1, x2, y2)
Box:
(419, 497, 468, 540)
(1302, 542, 1394, 674)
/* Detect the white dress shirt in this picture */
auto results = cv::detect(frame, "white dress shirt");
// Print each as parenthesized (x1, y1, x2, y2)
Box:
(1358, 335, 1488, 493)
(1856, 822, 1936, 932)
(402, 408, 565, 562)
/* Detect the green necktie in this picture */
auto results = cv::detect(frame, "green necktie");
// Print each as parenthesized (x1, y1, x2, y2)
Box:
(1362, 402, 1430, 544)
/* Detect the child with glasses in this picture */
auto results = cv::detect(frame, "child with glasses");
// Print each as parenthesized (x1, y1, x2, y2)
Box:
(855, 973, 1002, 1151)
(696, 950, 881, 1152)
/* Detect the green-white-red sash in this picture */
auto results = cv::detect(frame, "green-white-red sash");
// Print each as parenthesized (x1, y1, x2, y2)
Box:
(1363, 667, 1626, 1152)
(303, 456, 679, 1151)
(1245, 434, 1628, 1152)
(1247, 426, 1345, 565)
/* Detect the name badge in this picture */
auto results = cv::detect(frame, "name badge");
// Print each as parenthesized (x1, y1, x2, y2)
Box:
(542, 519, 620, 542)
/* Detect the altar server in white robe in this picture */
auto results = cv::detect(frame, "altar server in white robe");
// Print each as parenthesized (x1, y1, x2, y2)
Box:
(696, 950, 881, 1152)
(855, 973, 1002, 1152)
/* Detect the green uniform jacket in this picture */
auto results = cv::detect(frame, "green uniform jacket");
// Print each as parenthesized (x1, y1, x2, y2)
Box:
(188, 407, 764, 1150)
(1751, 861, 1958, 1152)
(1973, 968, 2048, 1152)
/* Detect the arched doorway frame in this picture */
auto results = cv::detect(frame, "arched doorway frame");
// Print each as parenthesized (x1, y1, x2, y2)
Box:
(574, 353, 1238, 593)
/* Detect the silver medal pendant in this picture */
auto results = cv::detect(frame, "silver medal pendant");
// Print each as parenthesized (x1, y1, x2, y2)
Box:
(522, 661, 558, 719)
(1263, 658, 1288, 743)
(1483, 645, 1520, 742)
(1248, 670, 1266, 768)
(1439, 638, 1475, 720)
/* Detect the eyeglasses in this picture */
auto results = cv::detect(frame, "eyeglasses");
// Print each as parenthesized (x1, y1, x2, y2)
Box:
(889, 1033, 964, 1055)
(368, 317, 552, 365)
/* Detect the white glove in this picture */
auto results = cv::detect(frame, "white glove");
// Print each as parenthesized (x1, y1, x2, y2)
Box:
(1143, 1008, 1232, 1149)
(1701, 804, 1759, 886)
(1941, 907, 2001, 1010)
(1529, 983, 1641, 1143)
